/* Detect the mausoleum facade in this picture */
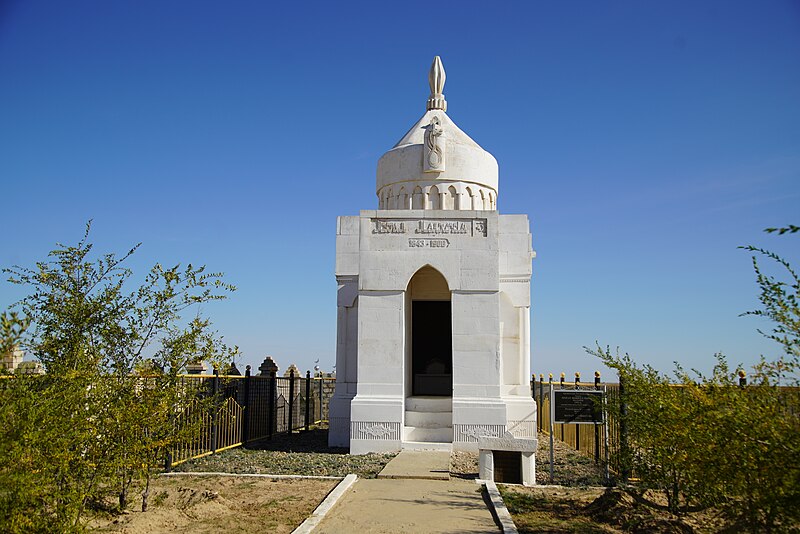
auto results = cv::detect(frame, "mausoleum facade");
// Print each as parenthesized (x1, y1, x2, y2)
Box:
(329, 57, 537, 455)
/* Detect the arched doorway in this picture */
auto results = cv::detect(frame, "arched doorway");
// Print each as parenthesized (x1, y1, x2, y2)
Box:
(407, 266, 452, 396)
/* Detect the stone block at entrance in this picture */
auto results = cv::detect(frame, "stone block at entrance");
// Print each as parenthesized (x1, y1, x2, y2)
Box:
(478, 434, 538, 486)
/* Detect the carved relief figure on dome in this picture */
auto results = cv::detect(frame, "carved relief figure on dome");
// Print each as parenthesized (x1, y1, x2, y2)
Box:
(423, 115, 445, 173)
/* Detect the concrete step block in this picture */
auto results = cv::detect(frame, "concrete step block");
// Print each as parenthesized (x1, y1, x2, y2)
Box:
(400, 441, 453, 452)
(403, 426, 453, 442)
(405, 396, 453, 413)
(404, 411, 453, 428)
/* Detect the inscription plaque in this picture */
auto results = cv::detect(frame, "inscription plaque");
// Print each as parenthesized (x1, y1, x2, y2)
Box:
(371, 218, 488, 237)
(553, 390, 603, 424)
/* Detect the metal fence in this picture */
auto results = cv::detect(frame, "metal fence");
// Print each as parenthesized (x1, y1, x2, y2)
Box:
(532, 374, 799, 481)
(169, 369, 335, 468)
(532, 376, 621, 473)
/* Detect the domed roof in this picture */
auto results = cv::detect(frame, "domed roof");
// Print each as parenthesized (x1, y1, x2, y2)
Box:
(376, 57, 499, 211)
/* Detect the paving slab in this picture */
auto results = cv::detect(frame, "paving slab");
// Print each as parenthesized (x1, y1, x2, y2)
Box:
(313, 478, 500, 534)
(377, 450, 451, 480)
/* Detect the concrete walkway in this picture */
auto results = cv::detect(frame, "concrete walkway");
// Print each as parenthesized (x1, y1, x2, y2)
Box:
(313, 451, 502, 534)
(377, 450, 451, 480)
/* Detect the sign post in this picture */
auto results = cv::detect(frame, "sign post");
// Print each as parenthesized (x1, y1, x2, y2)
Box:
(549, 381, 554, 483)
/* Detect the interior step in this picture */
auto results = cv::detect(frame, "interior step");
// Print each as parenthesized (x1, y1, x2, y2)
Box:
(405, 411, 453, 428)
(403, 426, 453, 442)
(405, 396, 452, 412)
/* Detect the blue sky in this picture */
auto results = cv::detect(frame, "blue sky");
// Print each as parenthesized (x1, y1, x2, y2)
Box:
(2, 1, 799, 379)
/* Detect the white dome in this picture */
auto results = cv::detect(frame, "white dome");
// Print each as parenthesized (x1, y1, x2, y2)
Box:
(375, 58, 499, 211)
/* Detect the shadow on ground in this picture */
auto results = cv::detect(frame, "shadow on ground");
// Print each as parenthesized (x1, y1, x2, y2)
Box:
(245, 426, 349, 454)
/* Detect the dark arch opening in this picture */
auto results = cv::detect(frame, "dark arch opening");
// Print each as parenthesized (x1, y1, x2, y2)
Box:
(407, 266, 452, 396)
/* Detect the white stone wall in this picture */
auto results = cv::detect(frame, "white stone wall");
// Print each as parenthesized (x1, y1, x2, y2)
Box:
(329, 210, 537, 452)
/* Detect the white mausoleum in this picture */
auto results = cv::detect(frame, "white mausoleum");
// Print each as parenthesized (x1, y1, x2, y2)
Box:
(329, 57, 537, 455)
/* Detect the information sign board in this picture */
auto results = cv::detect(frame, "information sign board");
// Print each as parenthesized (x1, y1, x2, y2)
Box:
(552, 390, 603, 424)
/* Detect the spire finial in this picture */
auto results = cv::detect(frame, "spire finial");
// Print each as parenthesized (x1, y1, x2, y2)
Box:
(426, 56, 447, 112)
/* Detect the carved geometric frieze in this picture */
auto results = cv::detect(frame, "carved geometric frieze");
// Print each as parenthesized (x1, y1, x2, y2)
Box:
(351, 421, 401, 441)
(506, 420, 537, 439)
(453, 424, 506, 442)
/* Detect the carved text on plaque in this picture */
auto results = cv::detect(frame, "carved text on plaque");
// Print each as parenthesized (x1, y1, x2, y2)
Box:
(371, 218, 487, 237)
(373, 220, 406, 234)
(408, 238, 450, 248)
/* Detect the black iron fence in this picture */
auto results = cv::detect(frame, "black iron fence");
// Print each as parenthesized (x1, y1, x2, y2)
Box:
(169, 368, 335, 468)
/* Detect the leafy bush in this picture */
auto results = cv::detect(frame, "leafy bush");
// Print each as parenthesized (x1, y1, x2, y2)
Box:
(0, 223, 236, 532)
(589, 226, 800, 532)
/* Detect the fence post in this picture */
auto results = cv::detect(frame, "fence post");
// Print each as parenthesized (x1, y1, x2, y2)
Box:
(288, 368, 295, 432)
(619, 372, 630, 483)
(574, 372, 580, 452)
(211, 368, 220, 454)
(164, 451, 173, 473)
(268, 370, 276, 439)
(243, 365, 251, 445)
(548, 377, 554, 484)
(319, 375, 324, 422)
(305, 370, 311, 431)
(532, 373, 537, 423)
(559, 373, 565, 441)
(594, 371, 601, 463)
(538, 374, 544, 432)
(543, 374, 549, 434)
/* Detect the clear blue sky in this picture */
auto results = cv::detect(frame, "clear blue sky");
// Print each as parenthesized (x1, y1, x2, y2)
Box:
(2, 1, 799, 379)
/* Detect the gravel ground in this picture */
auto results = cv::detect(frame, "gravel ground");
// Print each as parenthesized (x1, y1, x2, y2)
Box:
(173, 427, 396, 478)
(176, 427, 605, 485)
(451, 435, 606, 486)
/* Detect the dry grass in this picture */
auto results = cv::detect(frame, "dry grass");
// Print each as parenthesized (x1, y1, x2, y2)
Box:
(499, 485, 733, 534)
(90, 476, 337, 533)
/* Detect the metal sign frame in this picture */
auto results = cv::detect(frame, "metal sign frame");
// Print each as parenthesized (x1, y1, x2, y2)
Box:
(547, 384, 609, 484)
(552, 389, 604, 424)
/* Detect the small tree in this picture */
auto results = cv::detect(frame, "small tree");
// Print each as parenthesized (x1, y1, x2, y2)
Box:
(587, 346, 711, 514)
(0, 222, 236, 531)
(589, 225, 800, 531)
